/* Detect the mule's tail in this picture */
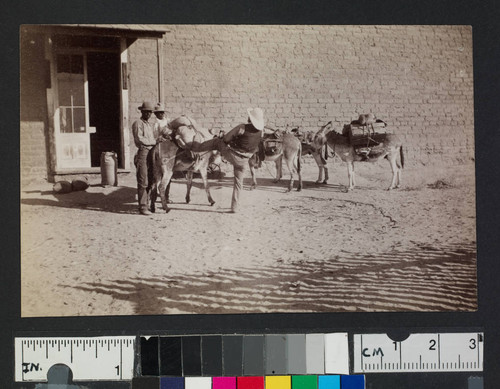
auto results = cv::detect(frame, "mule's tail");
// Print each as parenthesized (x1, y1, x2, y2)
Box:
(400, 146, 405, 169)
(323, 144, 328, 160)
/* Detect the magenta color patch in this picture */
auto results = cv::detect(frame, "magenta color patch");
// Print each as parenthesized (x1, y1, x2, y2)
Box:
(213, 376, 236, 389)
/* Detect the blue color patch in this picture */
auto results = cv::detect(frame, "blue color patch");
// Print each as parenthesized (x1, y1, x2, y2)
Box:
(318, 375, 340, 389)
(340, 375, 365, 389)
(161, 376, 185, 389)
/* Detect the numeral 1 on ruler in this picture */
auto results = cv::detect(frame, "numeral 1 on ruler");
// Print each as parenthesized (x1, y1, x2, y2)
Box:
(353, 333, 483, 373)
(15, 337, 135, 382)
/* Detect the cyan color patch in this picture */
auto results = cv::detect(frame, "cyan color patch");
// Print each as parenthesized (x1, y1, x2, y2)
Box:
(318, 375, 340, 389)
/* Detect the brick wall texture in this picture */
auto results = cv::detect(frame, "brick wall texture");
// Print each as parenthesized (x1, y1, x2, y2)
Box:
(129, 25, 474, 167)
(20, 32, 49, 182)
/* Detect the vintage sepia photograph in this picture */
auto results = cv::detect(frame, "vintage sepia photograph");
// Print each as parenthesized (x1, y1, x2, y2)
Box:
(20, 24, 476, 317)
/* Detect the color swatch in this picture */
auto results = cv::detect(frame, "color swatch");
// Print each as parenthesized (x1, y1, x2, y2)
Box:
(133, 376, 362, 389)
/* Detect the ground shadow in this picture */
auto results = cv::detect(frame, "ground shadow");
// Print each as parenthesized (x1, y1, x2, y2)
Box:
(21, 186, 138, 214)
(69, 242, 477, 315)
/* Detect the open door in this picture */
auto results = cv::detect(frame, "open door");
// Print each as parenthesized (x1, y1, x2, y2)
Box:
(87, 52, 121, 167)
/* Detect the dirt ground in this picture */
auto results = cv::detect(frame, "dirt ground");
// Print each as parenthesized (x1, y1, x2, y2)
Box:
(20, 159, 477, 317)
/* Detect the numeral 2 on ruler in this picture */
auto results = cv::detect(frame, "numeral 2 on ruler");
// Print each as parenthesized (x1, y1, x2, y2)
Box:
(353, 333, 483, 373)
(15, 337, 135, 382)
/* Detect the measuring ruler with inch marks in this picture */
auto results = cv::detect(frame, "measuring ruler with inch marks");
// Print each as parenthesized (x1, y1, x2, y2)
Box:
(353, 332, 483, 373)
(15, 336, 135, 382)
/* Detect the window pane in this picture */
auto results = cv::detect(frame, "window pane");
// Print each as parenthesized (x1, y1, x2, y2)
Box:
(60, 107, 72, 133)
(57, 54, 71, 73)
(73, 108, 86, 132)
(57, 54, 84, 74)
(70, 55, 84, 74)
(58, 76, 85, 106)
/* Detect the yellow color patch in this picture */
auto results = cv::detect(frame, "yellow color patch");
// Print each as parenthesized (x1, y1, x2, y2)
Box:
(266, 376, 291, 389)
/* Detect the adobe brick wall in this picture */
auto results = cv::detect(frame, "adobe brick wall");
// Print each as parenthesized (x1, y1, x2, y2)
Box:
(129, 25, 474, 167)
(20, 32, 50, 182)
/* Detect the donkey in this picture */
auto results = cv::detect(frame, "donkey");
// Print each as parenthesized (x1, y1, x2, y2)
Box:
(291, 128, 330, 184)
(150, 126, 217, 213)
(310, 121, 404, 191)
(248, 131, 303, 192)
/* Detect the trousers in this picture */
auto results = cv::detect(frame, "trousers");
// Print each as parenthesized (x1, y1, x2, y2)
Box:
(193, 138, 249, 212)
(135, 146, 154, 210)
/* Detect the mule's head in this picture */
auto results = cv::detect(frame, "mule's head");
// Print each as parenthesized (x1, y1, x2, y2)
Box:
(208, 128, 225, 139)
(310, 121, 332, 151)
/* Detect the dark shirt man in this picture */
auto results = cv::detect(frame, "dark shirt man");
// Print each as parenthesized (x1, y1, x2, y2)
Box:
(192, 108, 265, 213)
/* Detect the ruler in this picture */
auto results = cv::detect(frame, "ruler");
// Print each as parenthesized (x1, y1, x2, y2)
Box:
(353, 333, 483, 373)
(15, 336, 135, 382)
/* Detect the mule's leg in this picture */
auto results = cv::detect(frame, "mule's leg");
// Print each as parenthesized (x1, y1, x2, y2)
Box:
(158, 166, 174, 213)
(185, 170, 193, 203)
(165, 180, 172, 204)
(352, 162, 356, 188)
(248, 159, 257, 190)
(395, 147, 403, 188)
(199, 167, 216, 206)
(150, 179, 158, 213)
(296, 151, 302, 192)
(346, 161, 355, 191)
(284, 156, 294, 192)
(273, 156, 283, 183)
(387, 151, 401, 190)
(312, 151, 325, 183)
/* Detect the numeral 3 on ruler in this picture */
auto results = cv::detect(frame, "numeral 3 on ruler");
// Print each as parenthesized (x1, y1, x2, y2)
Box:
(353, 333, 483, 373)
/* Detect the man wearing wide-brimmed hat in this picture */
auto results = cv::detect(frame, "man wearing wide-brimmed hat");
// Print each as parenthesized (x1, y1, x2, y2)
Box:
(132, 101, 156, 215)
(153, 102, 172, 139)
(191, 107, 265, 213)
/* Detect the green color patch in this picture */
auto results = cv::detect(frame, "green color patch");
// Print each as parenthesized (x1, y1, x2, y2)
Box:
(292, 375, 318, 389)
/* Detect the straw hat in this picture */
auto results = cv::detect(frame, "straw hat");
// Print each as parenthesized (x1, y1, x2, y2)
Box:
(247, 108, 265, 131)
(154, 103, 165, 112)
(138, 101, 155, 111)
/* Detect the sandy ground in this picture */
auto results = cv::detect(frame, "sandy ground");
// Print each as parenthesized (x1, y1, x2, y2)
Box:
(20, 158, 477, 317)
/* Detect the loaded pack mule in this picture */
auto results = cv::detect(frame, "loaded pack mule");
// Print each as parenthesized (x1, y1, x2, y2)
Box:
(248, 129, 303, 192)
(310, 120, 404, 191)
(150, 117, 218, 213)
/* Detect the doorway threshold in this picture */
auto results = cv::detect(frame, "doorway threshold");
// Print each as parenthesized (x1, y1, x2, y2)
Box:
(50, 168, 131, 183)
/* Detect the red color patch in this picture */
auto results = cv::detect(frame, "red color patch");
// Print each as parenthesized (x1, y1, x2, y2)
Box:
(237, 376, 265, 389)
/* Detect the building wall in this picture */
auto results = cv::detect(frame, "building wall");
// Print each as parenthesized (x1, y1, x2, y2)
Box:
(20, 32, 50, 182)
(129, 25, 474, 167)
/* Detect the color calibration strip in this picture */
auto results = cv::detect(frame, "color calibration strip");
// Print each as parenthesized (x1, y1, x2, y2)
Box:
(132, 375, 365, 389)
(140, 334, 349, 377)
